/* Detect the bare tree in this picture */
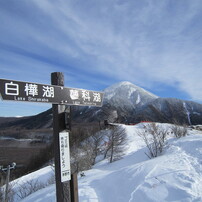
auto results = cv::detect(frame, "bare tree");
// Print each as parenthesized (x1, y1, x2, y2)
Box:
(70, 128, 104, 172)
(104, 126, 127, 163)
(70, 146, 83, 173)
(138, 123, 167, 158)
(171, 124, 188, 138)
(16, 179, 46, 200)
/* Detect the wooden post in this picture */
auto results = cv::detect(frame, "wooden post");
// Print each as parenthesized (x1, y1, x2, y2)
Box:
(66, 107, 79, 202)
(51, 72, 70, 202)
(52, 72, 79, 202)
(70, 173, 79, 202)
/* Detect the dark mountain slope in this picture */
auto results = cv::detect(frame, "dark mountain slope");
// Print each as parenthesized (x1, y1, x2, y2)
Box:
(133, 98, 202, 125)
(0, 82, 202, 131)
(0, 109, 52, 130)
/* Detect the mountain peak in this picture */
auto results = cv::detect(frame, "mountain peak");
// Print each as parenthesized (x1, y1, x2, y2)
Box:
(104, 81, 158, 107)
(115, 81, 135, 87)
(104, 81, 136, 91)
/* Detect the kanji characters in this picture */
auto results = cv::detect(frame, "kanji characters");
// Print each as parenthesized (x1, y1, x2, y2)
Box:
(93, 92, 101, 102)
(43, 86, 54, 98)
(5, 82, 19, 95)
(2, 79, 103, 106)
(25, 83, 38, 96)
(70, 89, 79, 100)
(82, 90, 91, 102)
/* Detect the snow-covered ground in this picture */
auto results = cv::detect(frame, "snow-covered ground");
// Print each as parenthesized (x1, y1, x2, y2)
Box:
(4, 123, 202, 202)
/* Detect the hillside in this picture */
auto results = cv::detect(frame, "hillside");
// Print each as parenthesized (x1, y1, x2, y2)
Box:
(134, 97, 202, 125)
(0, 81, 202, 131)
(5, 123, 202, 202)
(74, 82, 202, 124)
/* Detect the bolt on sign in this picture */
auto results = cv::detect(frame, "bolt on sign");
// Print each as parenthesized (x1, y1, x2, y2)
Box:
(0, 79, 104, 106)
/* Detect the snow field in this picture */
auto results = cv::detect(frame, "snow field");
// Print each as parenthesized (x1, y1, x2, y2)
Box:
(6, 123, 202, 202)
(10, 166, 55, 202)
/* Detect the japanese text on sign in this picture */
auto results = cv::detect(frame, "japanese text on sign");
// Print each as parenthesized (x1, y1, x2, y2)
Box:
(0, 79, 104, 106)
(5, 82, 19, 95)
(59, 131, 71, 182)
(5, 81, 55, 98)
(69, 89, 102, 105)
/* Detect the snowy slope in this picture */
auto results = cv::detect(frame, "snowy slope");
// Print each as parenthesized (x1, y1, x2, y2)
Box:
(8, 123, 202, 202)
(8, 166, 55, 202)
(78, 125, 202, 202)
(104, 81, 158, 108)
(21, 185, 56, 202)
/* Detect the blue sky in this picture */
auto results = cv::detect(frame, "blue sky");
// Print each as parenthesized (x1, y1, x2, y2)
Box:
(0, 0, 202, 117)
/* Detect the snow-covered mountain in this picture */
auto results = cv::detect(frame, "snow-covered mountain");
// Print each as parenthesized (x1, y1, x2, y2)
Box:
(72, 81, 158, 123)
(104, 81, 158, 108)
(0, 81, 202, 129)
(73, 81, 202, 125)
(135, 97, 202, 125)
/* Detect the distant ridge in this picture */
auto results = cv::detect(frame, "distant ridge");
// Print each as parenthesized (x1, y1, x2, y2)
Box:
(72, 81, 202, 125)
(0, 81, 202, 130)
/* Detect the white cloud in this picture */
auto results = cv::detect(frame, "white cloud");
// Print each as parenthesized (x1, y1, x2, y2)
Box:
(1, 0, 202, 102)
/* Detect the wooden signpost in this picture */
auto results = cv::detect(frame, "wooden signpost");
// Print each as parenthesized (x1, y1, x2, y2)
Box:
(0, 72, 104, 202)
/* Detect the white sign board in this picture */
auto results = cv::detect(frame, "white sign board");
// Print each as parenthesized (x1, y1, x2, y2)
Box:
(59, 131, 71, 182)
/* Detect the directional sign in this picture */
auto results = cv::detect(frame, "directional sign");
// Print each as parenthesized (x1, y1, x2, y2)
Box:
(0, 79, 104, 107)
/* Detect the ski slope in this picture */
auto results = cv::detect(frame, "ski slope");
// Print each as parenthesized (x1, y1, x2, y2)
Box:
(6, 123, 202, 202)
